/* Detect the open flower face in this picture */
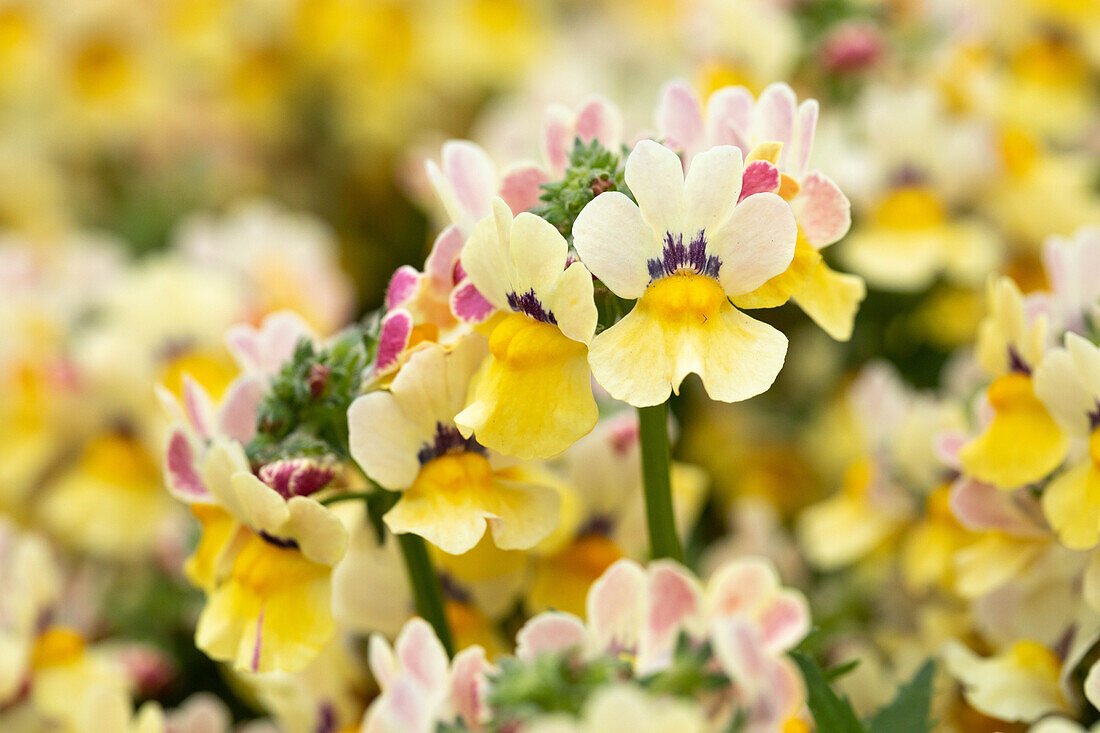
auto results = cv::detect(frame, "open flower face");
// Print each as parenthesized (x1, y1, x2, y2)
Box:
(657, 81, 863, 341)
(960, 277, 1067, 490)
(188, 444, 348, 675)
(453, 198, 599, 459)
(348, 337, 560, 555)
(572, 139, 796, 407)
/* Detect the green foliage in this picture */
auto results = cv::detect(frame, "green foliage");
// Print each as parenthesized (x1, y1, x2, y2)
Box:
(793, 652, 937, 733)
(531, 138, 632, 240)
(246, 326, 373, 465)
(487, 650, 631, 724)
(641, 632, 730, 698)
(793, 651, 867, 733)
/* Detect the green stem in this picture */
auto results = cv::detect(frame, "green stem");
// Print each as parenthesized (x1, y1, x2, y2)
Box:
(319, 491, 376, 506)
(396, 531, 455, 656)
(637, 402, 683, 562)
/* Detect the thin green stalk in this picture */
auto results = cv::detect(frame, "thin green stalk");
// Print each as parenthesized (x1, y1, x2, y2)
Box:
(637, 402, 683, 562)
(319, 491, 375, 506)
(396, 531, 455, 656)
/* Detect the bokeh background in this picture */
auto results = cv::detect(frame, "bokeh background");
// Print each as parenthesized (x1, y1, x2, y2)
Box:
(3, 0, 1100, 728)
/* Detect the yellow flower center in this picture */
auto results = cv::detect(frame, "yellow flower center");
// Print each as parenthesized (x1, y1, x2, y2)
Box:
(230, 533, 328, 598)
(412, 451, 495, 499)
(783, 719, 811, 733)
(926, 485, 955, 522)
(31, 627, 86, 669)
(489, 312, 585, 370)
(1009, 640, 1060, 679)
(987, 372, 1034, 411)
(639, 273, 727, 326)
(778, 173, 802, 201)
(872, 187, 946, 230)
(1013, 38, 1088, 87)
(841, 458, 873, 500)
(697, 61, 757, 97)
(556, 534, 624, 578)
(81, 433, 159, 489)
(0, 6, 33, 57)
(1000, 127, 1040, 178)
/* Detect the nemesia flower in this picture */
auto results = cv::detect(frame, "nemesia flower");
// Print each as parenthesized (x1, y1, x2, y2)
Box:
(572, 139, 796, 407)
(656, 80, 863, 340)
(525, 683, 707, 733)
(186, 441, 349, 674)
(943, 639, 1070, 723)
(959, 277, 1067, 489)
(516, 557, 809, 731)
(542, 95, 624, 177)
(1032, 333, 1100, 548)
(426, 140, 546, 235)
(453, 198, 599, 459)
(348, 337, 560, 554)
(362, 617, 491, 733)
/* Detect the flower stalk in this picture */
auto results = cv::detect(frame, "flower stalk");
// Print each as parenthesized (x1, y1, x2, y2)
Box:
(637, 401, 683, 562)
(396, 531, 455, 656)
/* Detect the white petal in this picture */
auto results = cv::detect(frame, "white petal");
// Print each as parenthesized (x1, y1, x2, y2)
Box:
(572, 191, 659, 299)
(625, 140, 685, 239)
(710, 193, 797, 296)
(510, 212, 568, 296)
(545, 262, 597, 344)
(348, 391, 426, 490)
(683, 145, 744, 236)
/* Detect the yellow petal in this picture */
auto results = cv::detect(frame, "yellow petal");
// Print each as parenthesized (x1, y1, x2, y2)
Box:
(959, 374, 1068, 489)
(590, 273, 787, 407)
(455, 313, 597, 459)
(731, 228, 821, 310)
(1041, 459, 1100, 549)
(790, 260, 865, 341)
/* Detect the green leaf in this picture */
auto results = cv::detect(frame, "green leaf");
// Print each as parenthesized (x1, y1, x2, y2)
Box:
(825, 658, 861, 682)
(865, 660, 936, 733)
(792, 652, 867, 733)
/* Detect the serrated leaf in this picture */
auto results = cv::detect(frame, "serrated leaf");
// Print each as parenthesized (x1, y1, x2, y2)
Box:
(865, 660, 935, 733)
(792, 652, 867, 733)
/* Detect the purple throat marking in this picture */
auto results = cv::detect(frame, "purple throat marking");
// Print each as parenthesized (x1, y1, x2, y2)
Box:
(647, 230, 721, 280)
(259, 531, 300, 550)
(418, 423, 486, 465)
(1007, 347, 1031, 376)
(1089, 400, 1100, 431)
(506, 289, 557, 324)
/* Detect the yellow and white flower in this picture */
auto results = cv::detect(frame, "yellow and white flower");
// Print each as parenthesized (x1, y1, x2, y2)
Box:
(943, 639, 1070, 723)
(453, 197, 598, 459)
(572, 139, 796, 407)
(1033, 333, 1100, 548)
(348, 337, 560, 554)
(960, 277, 1066, 489)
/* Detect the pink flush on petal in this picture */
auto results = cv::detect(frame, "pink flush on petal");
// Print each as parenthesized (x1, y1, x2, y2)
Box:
(450, 281, 496, 324)
(424, 226, 465, 291)
(657, 80, 704, 155)
(499, 164, 548, 215)
(182, 376, 213, 440)
(386, 266, 422, 310)
(739, 160, 782, 202)
(218, 376, 263, 444)
(757, 592, 810, 653)
(791, 171, 851, 248)
(645, 563, 701, 650)
(516, 612, 587, 662)
(165, 432, 209, 501)
(375, 310, 414, 375)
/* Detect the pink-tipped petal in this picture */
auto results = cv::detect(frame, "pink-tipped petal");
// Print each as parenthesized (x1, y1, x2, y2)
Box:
(739, 160, 781, 202)
(424, 225, 465, 290)
(757, 591, 811, 653)
(499, 163, 548, 215)
(949, 479, 1044, 537)
(708, 558, 780, 618)
(934, 430, 969, 468)
(576, 95, 623, 147)
(656, 80, 704, 154)
(165, 431, 209, 501)
(395, 618, 449, 692)
(791, 171, 851, 249)
(443, 141, 497, 222)
(450, 280, 496, 324)
(368, 634, 398, 690)
(754, 84, 797, 162)
(542, 104, 574, 175)
(793, 100, 819, 176)
(386, 266, 422, 310)
(705, 86, 754, 152)
(374, 310, 414, 376)
(364, 676, 436, 733)
(586, 559, 646, 655)
(225, 325, 263, 375)
(450, 646, 491, 726)
(218, 376, 263, 443)
(182, 376, 214, 440)
(516, 612, 587, 661)
(644, 562, 702, 660)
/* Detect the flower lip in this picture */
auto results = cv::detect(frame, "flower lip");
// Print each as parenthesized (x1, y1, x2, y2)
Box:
(647, 231, 721, 281)
(506, 288, 557, 324)
(417, 422, 487, 465)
